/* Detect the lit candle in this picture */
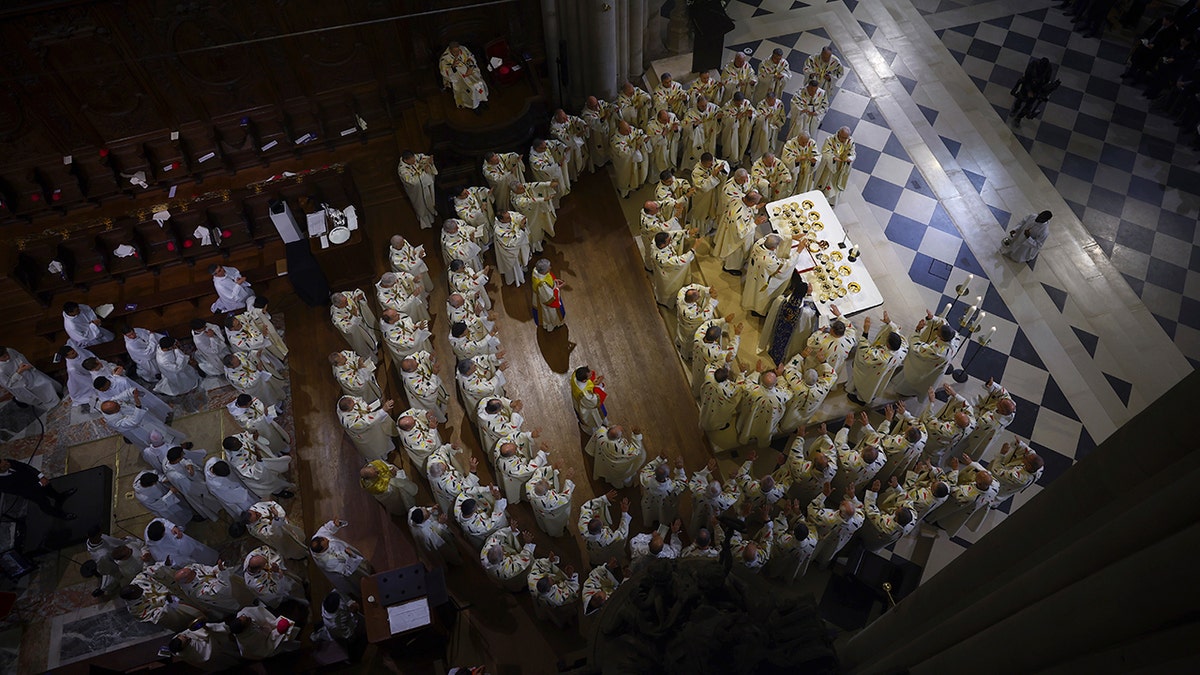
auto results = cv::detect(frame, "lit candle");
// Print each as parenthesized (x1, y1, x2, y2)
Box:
(974, 295, 982, 307)
(963, 304, 977, 323)
(965, 274, 973, 286)
(939, 303, 951, 320)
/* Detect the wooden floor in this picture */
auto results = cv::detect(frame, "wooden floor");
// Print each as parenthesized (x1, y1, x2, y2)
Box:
(272, 145, 722, 671)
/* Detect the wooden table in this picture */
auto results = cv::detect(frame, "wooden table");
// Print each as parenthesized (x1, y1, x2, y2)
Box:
(766, 190, 884, 320)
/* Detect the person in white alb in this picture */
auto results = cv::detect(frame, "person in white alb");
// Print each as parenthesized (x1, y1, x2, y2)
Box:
(329, 351, 381, 404)
(782, 131, 820, 195)
(154, 337, 200, 397)
(512, 182, 558, 254)
(652, 229, 697, 309)
(408, 504, 462, 566)
(122, 326, 163, 382)
(815, 126, 856, 206)
(698, 363, 743, 437)
(482, 151, 526, 212)
(243, 501, 309, 561)
(859, 479, 917, 552)
(441, 219, 485, 272)
(189, 319, 231, 379)
(329, 290, 378, 359)
(655, 72, 688, 117)
(742, 233, 800, 317)
(388, 234, 433, 293)
(453, 185, 495, 250)
(751, 92, 787, 160)
(957, 379, 1017, 461)
(376, 271, 429, 324)
(689, 152, 729, 234)
(528, 554, 579, 627)
(639, 456, 687, 526)
(804, 46, 846, 92)
(675, 285, 720, 359)
(62, 302, 115, 349)
(494, 438, 549, 504)
(987, 439, 1043, 503)
(397, 150, 438, 229)
(688, 461, 738, 537)
(925, 456, 998, 537)
(756, 47, 793, 100)
(455, 483, 509, 549)
(204, 458, 259, 518)
(808, 482, 864, 567)
(921, 384, 977, 468)
(221, 432, 295, 500)
(400, 351, 450, 424)
(891, 310, 962, 399)
(227, 393, 290, 453)
(789, 79, 828, 141)
(337, 395, 397, 461)
(395, 409, 442, 475)
(645, 109, 682, 177)
(144, 517, 218, 566)
(720, 92, 756, 161)
(526, 465, 575, 537)
(241, 546, 307, 609)
(737, 368, 792, 448)
(209, 265, 253, 314)
(582, 559, 622, 618)
(630, 521, 684, 571)
(550, 109, 589, 180)
(578, 492, 632, 566)
(223, 352, 286, 409)
(480, 525, 536, 592)
(359, 458, 419, 515)
(162, 446, 222, 522)
(692, 317, 741, 398)
(585, 425, 646, 488)
(438, 42, 488, 109)
(720, 53, 757, 103)
(1001, 210, 1052, 262)
(493, 210, 531, 286)
(846, 313, 908, 406)
(310, 519, 374, 598)
(610, 120, 651, 199)
(529, 138, 571, 203)
(581, 96, 614, 171)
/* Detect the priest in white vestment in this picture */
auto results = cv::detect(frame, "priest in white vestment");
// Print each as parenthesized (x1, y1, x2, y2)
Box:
(698, 364, 743, 434)
(204, 458, 258, 518)
(958, 379, 1016, 461)
(242, 546, 307, 606)
(224, 314, 284, 368)
(654, 72, 689, 117)
(379, 309, 432, 369)
(652, 229, 696, 308)
(162, 446, 222, 521)
(581, 96, 614, 171)
(719, 92, 756, 161)
(396, 409, 443, 475)
(93, 372, 171, 424)
(145, 518, 218, 565)
(455, 356, 507, 416)
(481, 526, 536, 591)
(689, 153, 730, 233)
(579, 493, 632, 566)
(448, 260, 492, 311)
(988, 440, 1044, 502)
(645, 110, 682, 177)
(376, 271, 429, 324)
(244, 501, 308, 560)
(751, 152, 794, 202)
(388, 234, 432, 293)
(0, 346, 61, 409)
(751, 91, 787, 158)
(438, 42, 488, 109)
(846, 315, 908, 406)
(804, 46, 846, 92)
(639, 200, 679, 270)
(512, 182, 558, 254)
(408, 505, 463, 566)
(134, 471, 196, 524)
(397, 151, 438, 229)
(482, 151, 526, 211)
(476, 397, 525, 455)
(61, 345, 98, 409)
(227, 394, 290, 453)
(310, 519, 374, 597)
(529, 139, 571, 203)
(550, 109, 589, 179)
(892, 312, 962, 398)
(789, 80, 829, 140)
(654, 170, 693, 224)
(222, 432, 294, 499)
(639, 456, 687, 525)
(493, 210, 531, 286)
(223, 352, 286, 408)
(610, 120, 651, 199)
(756, 48, 793, 100)
(720, 53, 757, 103)
(454, 185, 496, 250)
(62, 301, 114, 348)
(229, 605, 301, 659)
(688, 463, 739, 537)
(209, 265, 253, 314)
(527, 465, 575, 537)
(682, 97, 721, 170)
(189, 319, 230, 378)
(329, 351, 381, 404)
(455, 484, 509, 549)
(742, 234, 801, 316)
(675, 284, 719, 359)
(780, 364, 835, 432)
(122, 326, 163, 381)
(330, 290, 377, 358)
(1001, 211, 1052, 262)
(808, 487, 864, 567)
(495, 438, 549, 503)
(815, 127, 857, 205)
(616, 81, 653, 127)
(441, 219, 484, 271)
(782, 132, 820, 195)
(99, 400, 177, 447)
(427, 444, 481, 514)
(802, 308, 858, 373)
(714, 191, 766, 274)
(925, 460, 998, 537)
(173, 562, 247, 617)
(400, 351, 449, 423)
(689, 70, 722, 107)
(531, 259, 566, 331)
(737, 370, 792, 448)
(585, 425, 646, 488)
(338, 395, 398, 460)
(920, 385, 977, 467)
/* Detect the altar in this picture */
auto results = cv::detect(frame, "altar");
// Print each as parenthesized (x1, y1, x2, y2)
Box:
(765, 190, 883, 320)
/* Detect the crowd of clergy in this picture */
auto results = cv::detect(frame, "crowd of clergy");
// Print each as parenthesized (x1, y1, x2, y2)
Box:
(0, 45, 1047, 670)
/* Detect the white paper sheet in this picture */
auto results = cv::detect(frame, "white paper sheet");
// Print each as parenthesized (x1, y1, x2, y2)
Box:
(386, 598, 430, 634)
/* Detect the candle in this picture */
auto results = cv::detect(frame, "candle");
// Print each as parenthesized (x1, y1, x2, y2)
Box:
(939, 303, 951, 320)
(963, 304, 977, 323)
(974, 296, 982, 307)
(971, 311, 986, 331)
(966, 274, 974, 284)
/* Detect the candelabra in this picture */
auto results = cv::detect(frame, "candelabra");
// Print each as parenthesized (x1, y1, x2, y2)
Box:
(951, 326, 995, 383)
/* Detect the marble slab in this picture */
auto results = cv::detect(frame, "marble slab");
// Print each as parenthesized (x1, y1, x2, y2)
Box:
(47, 601, 169, 668)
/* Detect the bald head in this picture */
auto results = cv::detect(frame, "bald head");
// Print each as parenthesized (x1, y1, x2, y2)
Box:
(100, 400, 120, 415)
(954, 411, 971, 429)
(997, 398, 1016, 416)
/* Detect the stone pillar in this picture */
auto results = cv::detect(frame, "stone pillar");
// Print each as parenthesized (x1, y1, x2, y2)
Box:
(616, 0, 629, 91)
(628, 0, 646, 84)
(590, 0, 619, 100)
(540, 0, 562, 105)
(667, 0, 691, 56)
(561, 0, 586, 107)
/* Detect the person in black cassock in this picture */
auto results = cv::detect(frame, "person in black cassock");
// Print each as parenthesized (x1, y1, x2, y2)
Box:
(0, 457, 76, 520)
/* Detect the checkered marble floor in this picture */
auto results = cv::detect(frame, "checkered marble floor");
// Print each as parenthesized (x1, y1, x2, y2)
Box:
(929, 4, 1200, 367)
(699, 0, 1194, 601)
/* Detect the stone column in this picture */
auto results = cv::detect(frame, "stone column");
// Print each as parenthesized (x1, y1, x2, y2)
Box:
(590, 0, 619, 100)
(667, 0, 691, 56)
(628, 0, 646, 84)
(540, 0, 562, 105)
